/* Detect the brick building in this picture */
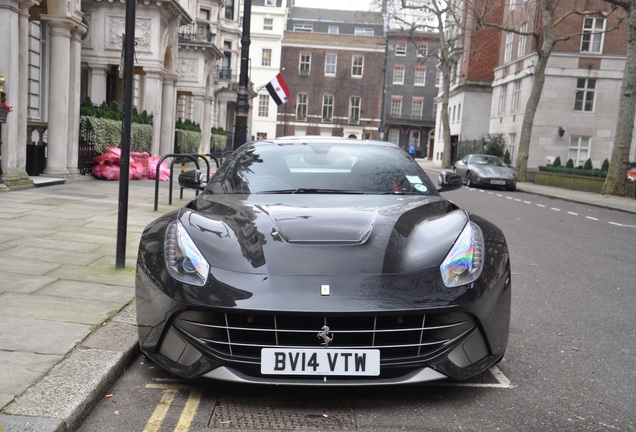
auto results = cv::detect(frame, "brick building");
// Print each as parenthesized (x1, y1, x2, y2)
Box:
(488, 0, 635, 170)
(383, 31, 440, 158)
(277, 7, 386, 139)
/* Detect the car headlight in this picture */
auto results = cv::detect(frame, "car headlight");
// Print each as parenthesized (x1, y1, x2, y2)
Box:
(165, 220, 209, 286)
(440, 221, 484, 287)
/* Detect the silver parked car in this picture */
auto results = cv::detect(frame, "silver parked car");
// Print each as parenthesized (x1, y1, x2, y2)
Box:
(454, 154, 517, 191)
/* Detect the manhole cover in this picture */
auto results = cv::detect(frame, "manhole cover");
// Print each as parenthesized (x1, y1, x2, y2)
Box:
(209, 390, 356, 430)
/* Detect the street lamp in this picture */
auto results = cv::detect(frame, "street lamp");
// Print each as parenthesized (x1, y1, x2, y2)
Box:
(233, 0, 252, 149)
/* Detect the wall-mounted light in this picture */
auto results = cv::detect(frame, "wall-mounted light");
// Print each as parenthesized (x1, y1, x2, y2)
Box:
(558, 127, 565, 138)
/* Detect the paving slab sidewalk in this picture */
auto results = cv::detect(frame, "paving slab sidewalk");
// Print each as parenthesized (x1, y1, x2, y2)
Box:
(0, 177, 190, 432)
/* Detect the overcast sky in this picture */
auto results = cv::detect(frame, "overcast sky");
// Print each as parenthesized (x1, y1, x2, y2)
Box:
(293, 0, 375, 11)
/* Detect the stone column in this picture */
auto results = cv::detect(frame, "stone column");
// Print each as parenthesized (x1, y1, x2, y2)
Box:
(192, 94, 207, 154)
(201, 95, 213, 155)
(41, 16, 73, 177)
(159, 75, 176, 156)
(141, 71, 163, 155)
(66, 27, 85, 177)
(0, 1, 20, 187)
(90, 65, 109, 106)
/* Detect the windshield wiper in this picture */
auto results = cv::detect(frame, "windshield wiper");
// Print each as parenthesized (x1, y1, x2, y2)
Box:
(257, 188, 364, 194)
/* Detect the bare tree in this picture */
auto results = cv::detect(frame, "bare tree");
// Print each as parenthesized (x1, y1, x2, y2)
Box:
(473, 0, 622, 182)
(601, 0, 635, 196)
(380, 0, 469, 168)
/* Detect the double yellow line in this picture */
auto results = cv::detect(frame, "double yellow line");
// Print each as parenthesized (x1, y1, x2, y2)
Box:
(143, 383, 203, 432)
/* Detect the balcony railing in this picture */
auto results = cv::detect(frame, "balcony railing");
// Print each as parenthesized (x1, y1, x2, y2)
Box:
(179, 22, 216, 44)
(216, 67, 234, 81)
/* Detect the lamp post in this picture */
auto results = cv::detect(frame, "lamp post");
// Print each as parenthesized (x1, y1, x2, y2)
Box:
(233, 0, 251, 149)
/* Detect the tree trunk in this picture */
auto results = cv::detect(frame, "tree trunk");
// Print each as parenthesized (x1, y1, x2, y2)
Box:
(440, 63, 453, 169)
(602, 2, 636, 196)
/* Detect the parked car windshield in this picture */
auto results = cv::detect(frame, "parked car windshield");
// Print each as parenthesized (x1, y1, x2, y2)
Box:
(206, 140, 438, 195)
(470, 155, 507, 167)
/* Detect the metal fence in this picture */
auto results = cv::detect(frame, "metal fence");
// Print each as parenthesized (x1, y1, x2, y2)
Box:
(78, 119, 97, 174)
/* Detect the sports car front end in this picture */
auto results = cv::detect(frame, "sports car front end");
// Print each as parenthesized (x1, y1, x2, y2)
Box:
(135, 138, 511, 386)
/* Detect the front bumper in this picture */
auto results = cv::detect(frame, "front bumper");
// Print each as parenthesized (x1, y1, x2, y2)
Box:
(136, 265, 511, 385)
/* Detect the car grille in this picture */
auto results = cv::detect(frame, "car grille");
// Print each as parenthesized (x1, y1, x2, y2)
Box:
(172, 310, 476, 367)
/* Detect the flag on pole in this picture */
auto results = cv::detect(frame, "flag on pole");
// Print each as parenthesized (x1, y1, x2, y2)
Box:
(265, 73, 290, 106)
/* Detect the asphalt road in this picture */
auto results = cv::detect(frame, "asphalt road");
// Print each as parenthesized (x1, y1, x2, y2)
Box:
(78, 186, 636, 432)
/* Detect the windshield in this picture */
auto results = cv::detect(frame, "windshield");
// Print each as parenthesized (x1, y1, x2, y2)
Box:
(470, 155, 507, 167)
(206, 141, 437, 196)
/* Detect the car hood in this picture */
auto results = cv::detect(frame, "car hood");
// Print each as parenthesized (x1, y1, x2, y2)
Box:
(470, 165, 515, 177)
(180, 194, 468, 276)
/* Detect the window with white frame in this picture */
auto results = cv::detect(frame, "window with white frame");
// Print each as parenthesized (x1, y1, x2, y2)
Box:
(261, 48, 272, 66)
(457, 103, 461, 123)
(574, 78, 596, 112)
(504, 32, 514, 62)
(409, 130, 420, 148)
(354, 28, 374, 36)
(395, 43, 407, 56)
(518, 23, 528, 56)
(199, 8, 210, 20)
(225, 0, 234, 19)
(417, 45, 428, 57)
(258, 94, 269, 117)
(509, 0, 517, 10)
(296, 93, 308, 119)
(507, 133, 517, 163)
(294, 24, 313, 32)
(263, 18, 273, 31)
(322, 94, 334, 120)
(388, 129, 399, 145)
(568, 136, 590, 167)
(393, 65, 405, 84)
(328, 25, 339, 34)
(412, 98, 424, 120)
(325, 53, 337, 76)
(414, 67, 426, 86)
(511, 80, 521, 112)
(390, 97, 402, 117)
(352, 55, 364, 77)
(581, 17, 605, 53)
(498, 84, 508, 114)
(264, 0, 275, 5)
(349, 96, 361, 123)
(299, 52, 311, 76)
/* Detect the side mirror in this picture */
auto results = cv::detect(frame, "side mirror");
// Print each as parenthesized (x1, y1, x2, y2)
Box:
(437, 171, 462, 192)
(178, 169, 205, 190)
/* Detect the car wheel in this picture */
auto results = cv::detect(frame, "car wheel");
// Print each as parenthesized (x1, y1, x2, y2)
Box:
(466, 172, 474, 187)
(507, 184, 516, 191)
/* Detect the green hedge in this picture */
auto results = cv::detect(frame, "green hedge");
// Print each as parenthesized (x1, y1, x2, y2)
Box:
(535, 171, 636, 196)
(176, 129, 201, 154)
(211, 134, 227, 152)
(80, 116, 152, 154)
(538, 165, 606, 178)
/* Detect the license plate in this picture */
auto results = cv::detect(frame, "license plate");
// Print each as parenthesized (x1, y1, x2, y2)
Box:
(261, 348, 380, 376)
(490, 180, 506, 185)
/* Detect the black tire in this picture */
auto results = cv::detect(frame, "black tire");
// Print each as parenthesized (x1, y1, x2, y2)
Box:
(466, 172, 474, 187)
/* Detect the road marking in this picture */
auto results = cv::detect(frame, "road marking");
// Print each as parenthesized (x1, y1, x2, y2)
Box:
(175, 390, 202, 432)
(551, 207, 561, 212)
(442, 366, 513, 389)
(144, 389, 177, 432)
(609, 221, 636, 228)
(144, 384, 205, 432)
(586, 216, 599, 221)
(567, 211, 578, 216)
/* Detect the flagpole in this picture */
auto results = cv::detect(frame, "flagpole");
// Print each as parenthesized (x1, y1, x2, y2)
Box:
(233, 0, 252, 149)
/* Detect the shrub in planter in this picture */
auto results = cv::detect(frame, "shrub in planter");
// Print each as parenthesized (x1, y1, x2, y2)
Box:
(601, 159, 610, 172)
(553, 156, 562, 167)
(566, 159, 575, 169)
(583, 159, 593, 170)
